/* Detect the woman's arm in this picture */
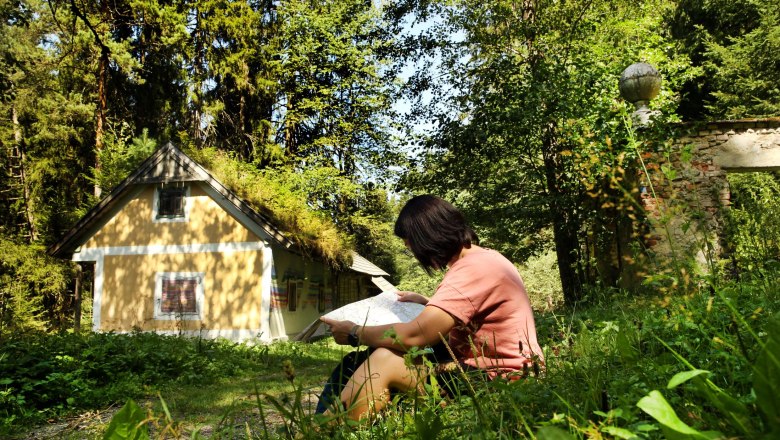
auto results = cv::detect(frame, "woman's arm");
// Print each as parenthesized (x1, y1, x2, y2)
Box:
(320, 305, 455, 351)
(395, 291, 429, 305)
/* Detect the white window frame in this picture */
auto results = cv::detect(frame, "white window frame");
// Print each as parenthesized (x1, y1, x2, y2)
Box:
(153, 185, 190, 223)
(154, 272, 205, 320)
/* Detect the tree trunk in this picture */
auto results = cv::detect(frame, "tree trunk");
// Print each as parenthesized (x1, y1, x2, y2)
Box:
(94, 48, 108, 199)
(12, 105, 37, 242)
(192, 9, 205, 145)
(94, 0, 110, 199)
(74, 263, 82, 332)
(285, 93, 297, 156)
(542, 123, 583, 305)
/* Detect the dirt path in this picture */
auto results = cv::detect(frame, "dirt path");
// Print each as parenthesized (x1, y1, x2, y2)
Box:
(18, 389, 322, 439)
(18, 404, 125, 440)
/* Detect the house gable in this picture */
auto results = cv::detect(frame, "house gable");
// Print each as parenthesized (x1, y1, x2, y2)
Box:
(82, 184, 262, 249)
(48, 143, 290, 259)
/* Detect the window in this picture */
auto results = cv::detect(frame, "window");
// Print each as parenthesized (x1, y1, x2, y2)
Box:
(287, 279, 298, 312)
(333, 276, 360, 308)
(154, 186, 189, 222)
(154, 272, 204, 320)
(318, 284, 327, 313)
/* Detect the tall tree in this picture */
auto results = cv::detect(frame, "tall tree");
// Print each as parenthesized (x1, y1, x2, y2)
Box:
(1, 0, 95, 242)
(193, 0, 280, 162)
(667, 0, 779, 119)
(399, 0, 691, 304)
(274, 0, 399, 179)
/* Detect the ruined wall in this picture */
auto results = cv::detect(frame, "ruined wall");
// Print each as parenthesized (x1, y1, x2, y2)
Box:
(640, 118, 780, 269)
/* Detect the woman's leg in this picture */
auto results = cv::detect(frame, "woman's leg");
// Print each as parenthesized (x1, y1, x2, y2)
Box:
(340, 347, 427, 420)
(315, 349, 372, 414)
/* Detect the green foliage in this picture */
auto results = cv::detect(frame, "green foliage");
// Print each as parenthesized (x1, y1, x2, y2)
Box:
(398, 0, 696, 303)
(637, 390, 721, 439)
(706, 2, 780, 118)
(102, 399, 149, 440)
(186, 145, 401, 270)
(187, 147, 353, 266)
(668, 0, 780, 119)
(95, 128, 158, 193)
(518, 249, 564, 311)
(6, 265, 777, 438)
(724, 172, 780, 274)
(394, 250, 445, 295)
(0, 0, 401, 277)
(0, 238, 71, 335)
(272, 0, 400, 178)
(753, 312, 780, 434)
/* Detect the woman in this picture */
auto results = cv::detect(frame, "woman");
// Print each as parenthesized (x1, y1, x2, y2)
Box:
(320, 195, 543, 420)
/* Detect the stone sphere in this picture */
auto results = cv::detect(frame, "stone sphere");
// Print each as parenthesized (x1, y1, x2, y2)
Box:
(619, 63, 661, 103)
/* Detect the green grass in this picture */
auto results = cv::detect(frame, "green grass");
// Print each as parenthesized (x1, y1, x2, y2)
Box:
(1, 335, 346, 438)
(4, 267, 778, 439)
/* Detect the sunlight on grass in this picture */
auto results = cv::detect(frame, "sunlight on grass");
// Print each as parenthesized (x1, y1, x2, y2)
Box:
(148, 339, 348, 430)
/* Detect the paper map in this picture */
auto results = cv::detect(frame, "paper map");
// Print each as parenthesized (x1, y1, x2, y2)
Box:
(322, 291, 425, 326)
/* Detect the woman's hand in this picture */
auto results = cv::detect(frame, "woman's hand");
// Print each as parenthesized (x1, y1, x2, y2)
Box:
(395, 291, 429, 305)
(320, 317, 357, 346)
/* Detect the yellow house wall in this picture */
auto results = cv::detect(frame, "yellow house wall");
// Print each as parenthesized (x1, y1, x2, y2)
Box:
(79, 183, 266, 334)
(84, 184, 260, 248)
(99, 249, 263, 332)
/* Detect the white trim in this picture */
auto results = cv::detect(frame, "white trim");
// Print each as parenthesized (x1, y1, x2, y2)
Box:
(260, 244, 273, 340)
(107, 328, 271, 343)
(154, 272, 205, 320)
(152, 184, 191, 223)
(92, 255, 104, 332)
(73, 241, 266, 332)
(73, 241, 266, 261)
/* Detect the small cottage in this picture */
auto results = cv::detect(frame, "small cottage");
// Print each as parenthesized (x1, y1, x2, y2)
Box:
(48, 143, 391, 342)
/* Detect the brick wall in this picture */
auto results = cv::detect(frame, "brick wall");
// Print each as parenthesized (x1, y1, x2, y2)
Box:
(640, 118, 780, 268)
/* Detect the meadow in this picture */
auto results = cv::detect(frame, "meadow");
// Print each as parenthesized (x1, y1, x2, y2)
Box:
(2, 262, 777, 439)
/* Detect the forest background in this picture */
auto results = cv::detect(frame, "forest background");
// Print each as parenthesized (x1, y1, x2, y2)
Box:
(0, 0, 779, 438)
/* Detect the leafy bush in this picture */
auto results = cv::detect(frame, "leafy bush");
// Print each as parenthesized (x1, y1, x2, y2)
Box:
(724, 172, 780, 274)
(518, 249, 564, 311)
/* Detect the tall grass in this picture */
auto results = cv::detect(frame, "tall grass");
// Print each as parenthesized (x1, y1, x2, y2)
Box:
(96, 264, 777, 439)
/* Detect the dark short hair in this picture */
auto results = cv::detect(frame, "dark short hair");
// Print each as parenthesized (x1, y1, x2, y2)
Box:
(394, 195, 478, 274)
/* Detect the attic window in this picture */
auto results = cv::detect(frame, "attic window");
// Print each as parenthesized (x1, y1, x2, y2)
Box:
(154, 272, 204, 320)
(154, 185, 190, 222)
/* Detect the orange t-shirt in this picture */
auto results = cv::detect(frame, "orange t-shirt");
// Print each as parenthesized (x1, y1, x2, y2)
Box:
(427, 248, 544, 378)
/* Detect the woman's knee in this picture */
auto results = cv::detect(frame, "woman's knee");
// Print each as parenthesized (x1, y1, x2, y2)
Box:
(366, 347, 405, 365)
(363, 347, 426, 390)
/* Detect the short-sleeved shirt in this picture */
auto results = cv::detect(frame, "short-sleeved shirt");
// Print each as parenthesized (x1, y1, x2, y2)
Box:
(426, 248, 544, 378)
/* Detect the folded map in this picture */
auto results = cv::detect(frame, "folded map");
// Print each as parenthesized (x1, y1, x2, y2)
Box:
(321, 290, 425, 326)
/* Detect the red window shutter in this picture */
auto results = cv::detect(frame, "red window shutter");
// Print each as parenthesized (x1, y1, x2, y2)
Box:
(162, 279, 198, 314)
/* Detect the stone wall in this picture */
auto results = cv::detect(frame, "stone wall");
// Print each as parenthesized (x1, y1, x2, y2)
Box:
(640, 118, 780, 269)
